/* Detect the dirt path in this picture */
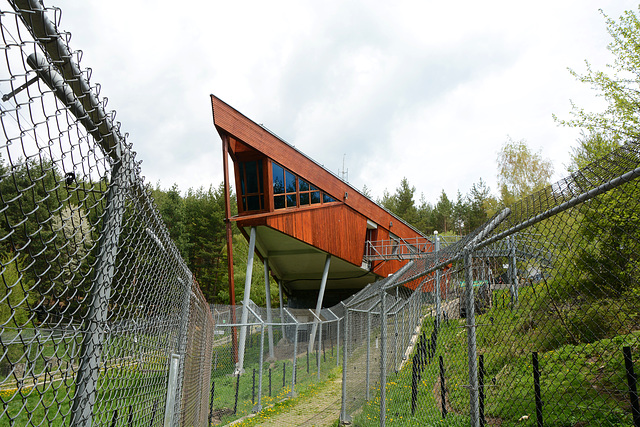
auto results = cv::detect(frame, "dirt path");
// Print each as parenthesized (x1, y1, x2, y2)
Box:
(251, 378, 341, 427)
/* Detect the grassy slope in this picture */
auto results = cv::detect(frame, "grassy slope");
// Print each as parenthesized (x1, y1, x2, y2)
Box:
(353, 284, 638, 426)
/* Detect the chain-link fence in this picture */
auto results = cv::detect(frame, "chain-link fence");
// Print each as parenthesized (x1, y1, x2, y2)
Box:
(207, 300, 344, 425)
(0, 1, 214, 425)
(341, 140, 640, 426)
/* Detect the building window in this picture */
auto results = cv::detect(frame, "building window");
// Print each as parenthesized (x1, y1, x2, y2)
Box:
(272, 162, 338, 210)
(239, 159, 264, 212)
(273, 162, 297, 209)
(299, 179, 321, 206)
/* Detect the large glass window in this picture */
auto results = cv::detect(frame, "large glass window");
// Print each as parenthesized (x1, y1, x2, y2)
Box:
(239, 159, 264, 212)
(272, 161, 339, 210)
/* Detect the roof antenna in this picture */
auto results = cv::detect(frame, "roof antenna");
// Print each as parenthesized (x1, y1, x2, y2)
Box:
(340, 154, 348, 182)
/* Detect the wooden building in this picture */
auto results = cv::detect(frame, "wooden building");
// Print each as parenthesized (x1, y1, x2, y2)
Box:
(211, 95, 434, 311)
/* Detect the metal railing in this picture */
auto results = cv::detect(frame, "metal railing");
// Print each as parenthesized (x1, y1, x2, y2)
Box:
(364, 235, 461, 261)
(0, 1, 214, 425)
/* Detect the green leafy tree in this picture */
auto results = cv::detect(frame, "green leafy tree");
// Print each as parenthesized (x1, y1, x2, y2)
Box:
(183, 185, 227, 303)
(568, 131, 620, 172)
(151, 183, 189, 258)
(497, 137, 554, 205)
(554, 7, 640, 142)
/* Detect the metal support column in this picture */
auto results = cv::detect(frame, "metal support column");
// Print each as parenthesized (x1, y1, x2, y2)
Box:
(237, 226, 257, 374)
(309, 254, 331, 354)
(278, 280, 286, 342)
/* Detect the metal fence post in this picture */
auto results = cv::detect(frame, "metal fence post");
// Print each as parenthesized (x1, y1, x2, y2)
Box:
(70, 162, 126, 426)
(290, 323, 299, 397)
(435, 232, 442, 326)
(264, 259, 274, 360)
(170, 273, 194, 423)
(394, 289, 400, 373)
(365, 306, 372, 401)
(254, 325, 265, 412)
(380, 289, 387, 427)
(465, 249, 480, 427)
(336, 311, 341, 367)
(317, 318, 322, 380)
(163, 354, 181, 427)
(340, 309, 349, 424)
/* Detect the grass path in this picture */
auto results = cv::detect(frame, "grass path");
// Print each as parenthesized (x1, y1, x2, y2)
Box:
(245, 377, 341, 427)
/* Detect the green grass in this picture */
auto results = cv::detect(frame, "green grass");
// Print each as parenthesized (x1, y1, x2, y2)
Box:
(209, 328, 341, 425)
(1, 329, 174, 426)
(351, 284, 638, 426)
(228, 366, 342, 427)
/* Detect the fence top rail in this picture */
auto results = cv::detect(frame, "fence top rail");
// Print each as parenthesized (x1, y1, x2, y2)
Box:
(214, 318, 342, 328)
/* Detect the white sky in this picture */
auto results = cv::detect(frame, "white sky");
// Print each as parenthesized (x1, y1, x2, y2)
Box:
(52, 0, 637, 203)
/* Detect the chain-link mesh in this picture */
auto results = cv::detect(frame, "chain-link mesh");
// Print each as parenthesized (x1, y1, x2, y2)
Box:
(207, 301, 343, 425)
(341, 141, 640, 425)
(0, 1, 214, 425)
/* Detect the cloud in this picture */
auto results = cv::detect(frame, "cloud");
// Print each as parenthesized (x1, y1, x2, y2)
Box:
(53, 0, 639, 204)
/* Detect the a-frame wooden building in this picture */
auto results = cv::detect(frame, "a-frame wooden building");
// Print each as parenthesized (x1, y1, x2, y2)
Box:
(211, 95, 433, 310)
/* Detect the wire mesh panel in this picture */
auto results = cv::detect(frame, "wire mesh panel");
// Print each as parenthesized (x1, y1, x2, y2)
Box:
(207, 302, 343, 426)
(0, 1, 214, 425)
(341, 141, 640, 426)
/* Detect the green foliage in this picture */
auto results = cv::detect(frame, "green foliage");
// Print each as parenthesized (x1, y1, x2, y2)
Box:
(152, 183, 231, 303)
(0, 254, 34, 328)
(497, 137, 554, 205)
(0, 155, 105, 321)
(555, 7, 640, 142)
(377, 177, 497, 236)
(232, 234, 280, 307)
(568, 131, 620, 172)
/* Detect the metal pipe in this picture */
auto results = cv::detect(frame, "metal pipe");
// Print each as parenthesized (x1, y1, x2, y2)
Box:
(309, 254, 331, 353)
(70, 161, 125, 426)
(15, 0, 125, 159)
(236, 226, 256, 374)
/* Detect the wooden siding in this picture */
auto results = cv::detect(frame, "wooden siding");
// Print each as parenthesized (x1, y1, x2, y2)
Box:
(212, 95, 425, 242)
(264, 204, 367, 266)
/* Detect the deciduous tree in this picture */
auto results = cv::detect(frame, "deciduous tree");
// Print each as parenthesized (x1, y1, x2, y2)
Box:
(497, 137, 553, 205)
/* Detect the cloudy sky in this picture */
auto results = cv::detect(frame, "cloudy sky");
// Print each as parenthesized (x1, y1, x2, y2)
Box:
(53, 0, 637, 203)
